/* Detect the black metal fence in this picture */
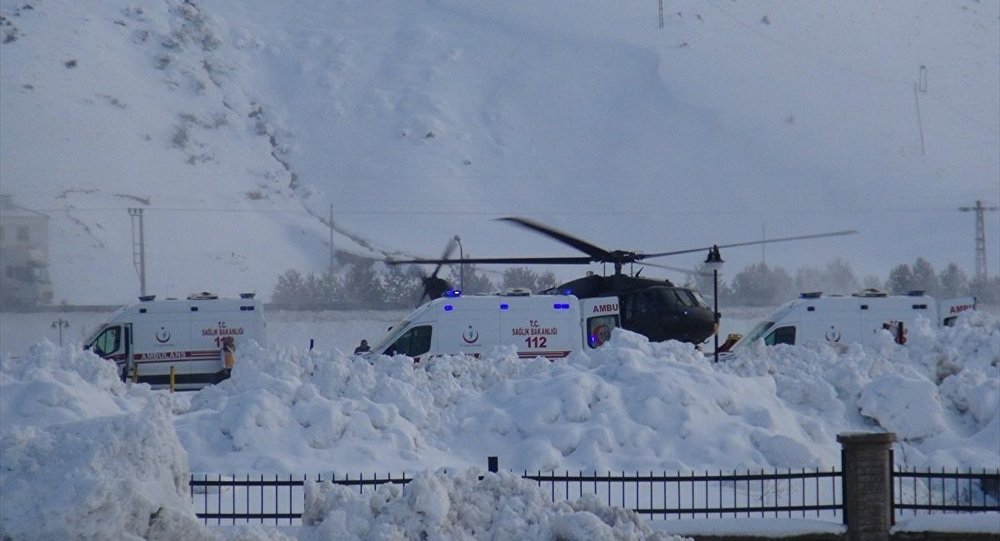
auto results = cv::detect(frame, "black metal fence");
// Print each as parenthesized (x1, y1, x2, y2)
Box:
(190, 466, 842, 525)
(191, 464, 1000, 526)
(522, 468, 842, 520)
(893, 466, 1000, 517)
(189, 472, 412, 525)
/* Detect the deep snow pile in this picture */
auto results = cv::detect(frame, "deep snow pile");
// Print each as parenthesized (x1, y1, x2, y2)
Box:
(0, 311, 996, 538)
(0, 341, 692, 540)
(0, 341, 214, 540)
(719, 310, 1000, 468)
(298, 470, 682, 541)
(171, 310, 999, 476)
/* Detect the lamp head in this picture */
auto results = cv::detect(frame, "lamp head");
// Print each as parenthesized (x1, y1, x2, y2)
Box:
(704, 245, 724, 272)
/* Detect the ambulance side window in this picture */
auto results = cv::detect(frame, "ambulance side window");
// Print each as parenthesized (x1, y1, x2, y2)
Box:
(587, 315, 618, 348)
(765, 326, 795, 346)
(388, 325, 432, 357)
(92, 327, 121, 356)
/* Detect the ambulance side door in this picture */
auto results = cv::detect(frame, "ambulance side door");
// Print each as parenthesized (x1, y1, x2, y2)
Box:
(88, 324, 131, 380)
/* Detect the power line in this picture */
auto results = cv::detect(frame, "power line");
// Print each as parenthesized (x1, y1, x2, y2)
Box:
(38, 205, 992, 216)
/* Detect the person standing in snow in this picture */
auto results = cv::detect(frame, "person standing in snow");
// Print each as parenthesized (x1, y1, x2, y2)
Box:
(354, 339, 370, 354)
(222, 336, 236, 378)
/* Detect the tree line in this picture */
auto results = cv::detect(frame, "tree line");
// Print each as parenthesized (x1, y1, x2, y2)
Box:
(273, 257, 999, 308)
(271, 263, 557, 308)
(692, 257, 998, 307)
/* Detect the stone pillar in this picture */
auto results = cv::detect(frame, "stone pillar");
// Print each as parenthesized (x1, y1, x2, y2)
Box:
(838, 432, 897, 541)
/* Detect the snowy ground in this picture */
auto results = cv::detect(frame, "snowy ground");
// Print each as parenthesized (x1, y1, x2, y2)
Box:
(1, 308, 998, 539)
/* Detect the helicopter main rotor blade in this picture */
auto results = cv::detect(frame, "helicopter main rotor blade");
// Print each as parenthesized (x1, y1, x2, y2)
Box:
(640, 230, 859, 260)
(498, 217, 615, 261)
(386, 256, 595, 266)
(637, 261, 711, 277)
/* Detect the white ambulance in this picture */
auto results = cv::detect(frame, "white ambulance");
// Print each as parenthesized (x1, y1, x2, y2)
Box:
(366, 290, 620, 362)
(84, 292, 266, 389)
(728, 289, 975, 352)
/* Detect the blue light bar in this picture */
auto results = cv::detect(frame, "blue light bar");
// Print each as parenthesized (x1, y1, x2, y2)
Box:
(444, 304, 454, 311)
(445, 289, 462, 298)
(499, 303, 510, 310)
(553, 303, 570, 310)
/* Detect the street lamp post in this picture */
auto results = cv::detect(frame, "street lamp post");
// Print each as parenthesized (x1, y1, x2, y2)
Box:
(453, 235, 464, 292)
(51, 318, 69, 347)
(704, 245, 724, 362)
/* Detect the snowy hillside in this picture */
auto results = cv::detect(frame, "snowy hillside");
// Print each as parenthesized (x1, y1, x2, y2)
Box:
(1, 0, 998, 305)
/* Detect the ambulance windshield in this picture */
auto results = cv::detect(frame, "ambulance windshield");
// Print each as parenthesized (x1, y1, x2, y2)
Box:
(83, 305, 128, 347)
(740, 320, 775, 346)
(370, 321, 409, 354)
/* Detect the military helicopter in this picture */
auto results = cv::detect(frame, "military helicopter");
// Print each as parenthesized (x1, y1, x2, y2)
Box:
(387, 217, 856, 345)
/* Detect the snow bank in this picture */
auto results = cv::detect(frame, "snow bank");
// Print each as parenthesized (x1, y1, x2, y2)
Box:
(171, 309, 999, 476)
(300, 469, 688, 541)
(718, 310, 999, 469)
(0, 341, 214, 540)
(1, 340, 699, 540)
(1, 311, 996, 538)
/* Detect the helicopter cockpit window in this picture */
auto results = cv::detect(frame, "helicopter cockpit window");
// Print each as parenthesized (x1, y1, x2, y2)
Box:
(385, 325, 432, 358)
(670, 289, 694, 307)
(765, 326, 796, 346)
(642, 288, 675, 310)
(688, 290, 708, 307)
(626, 290, 658, 317)
(681, 290, 705, 307)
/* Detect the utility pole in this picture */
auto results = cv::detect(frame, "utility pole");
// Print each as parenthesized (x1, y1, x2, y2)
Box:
(760, 222, 766, 266)
(128, 208, 146, 296)
(913, 84, 925, 156)
(959, 200, 998, 283)
(329, 203, 334, 276)
(453, 235, 464, 291)
(913, 65, 928, 156)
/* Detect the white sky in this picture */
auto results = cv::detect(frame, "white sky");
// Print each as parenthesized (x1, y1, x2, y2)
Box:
(1, 0, 998, 305)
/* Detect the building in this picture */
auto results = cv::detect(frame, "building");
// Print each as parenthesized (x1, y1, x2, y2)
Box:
(0, 194, 53, 307)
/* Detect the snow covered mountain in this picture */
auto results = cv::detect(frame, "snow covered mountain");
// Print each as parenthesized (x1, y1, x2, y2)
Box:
(2, 0, 997, 305)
